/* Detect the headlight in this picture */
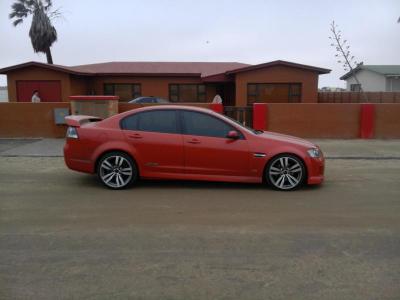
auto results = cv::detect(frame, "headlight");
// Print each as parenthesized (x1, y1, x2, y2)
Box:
(66, 127, 79, 139)
(307, 148, 321, 158)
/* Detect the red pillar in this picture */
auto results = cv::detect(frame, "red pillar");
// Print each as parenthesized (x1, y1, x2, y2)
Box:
(253, 103, 268, 131)
(360, 103, 375, 139)
(209, 103, 223, 114)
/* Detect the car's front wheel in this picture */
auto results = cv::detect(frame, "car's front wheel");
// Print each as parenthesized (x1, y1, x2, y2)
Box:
(97, 152, 138, 189)
(265, 154, 306, 191)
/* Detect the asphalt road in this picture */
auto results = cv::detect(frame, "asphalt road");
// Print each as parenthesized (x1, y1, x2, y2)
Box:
(1, 157, 400, 300)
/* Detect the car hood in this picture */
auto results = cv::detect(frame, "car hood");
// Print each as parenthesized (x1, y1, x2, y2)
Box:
(257, 131, 317, 149)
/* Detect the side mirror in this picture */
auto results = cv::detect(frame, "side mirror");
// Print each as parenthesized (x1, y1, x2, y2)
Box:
(227, 130, 240, 139)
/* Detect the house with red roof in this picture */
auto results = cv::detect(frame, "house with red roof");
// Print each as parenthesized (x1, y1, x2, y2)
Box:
(0, 60, 330, 106)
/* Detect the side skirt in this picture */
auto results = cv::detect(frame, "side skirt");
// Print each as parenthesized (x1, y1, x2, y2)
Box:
(141, 172, 262, 183)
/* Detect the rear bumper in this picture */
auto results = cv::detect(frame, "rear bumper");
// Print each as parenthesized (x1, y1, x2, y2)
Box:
(64, 142, 95, 174)
(306, 156, 325, 185)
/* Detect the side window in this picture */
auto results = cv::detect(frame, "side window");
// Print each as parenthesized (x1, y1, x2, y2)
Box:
(182, 111, 237, 138)
(121, 113, 139, 130)
(121, 110, 178, 134)
(138, 110, 178, 134)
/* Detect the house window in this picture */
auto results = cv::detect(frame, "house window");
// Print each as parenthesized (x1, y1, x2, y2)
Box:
(350, 84, 361, 92)
(169, 84, 206, 102)
(104, 83, 141, 101)
(247, 83, 302, 104)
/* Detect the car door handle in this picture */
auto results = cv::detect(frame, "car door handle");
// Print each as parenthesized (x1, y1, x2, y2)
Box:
(187, 138, 200, 144)
(128, 133, 143, 139)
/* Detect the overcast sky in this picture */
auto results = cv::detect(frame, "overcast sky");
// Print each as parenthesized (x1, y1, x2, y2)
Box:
(0, 0, 399, 87)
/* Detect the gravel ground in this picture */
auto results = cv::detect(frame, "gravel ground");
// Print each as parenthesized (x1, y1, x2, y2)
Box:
(0, 157, 400, 299)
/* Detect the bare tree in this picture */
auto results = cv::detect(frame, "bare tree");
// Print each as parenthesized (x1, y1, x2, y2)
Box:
(329, 20, 367, 100)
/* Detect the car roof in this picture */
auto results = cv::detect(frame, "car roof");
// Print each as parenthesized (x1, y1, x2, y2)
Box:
(99, 105, 216, 127)
(130, 97, 154, 101)
(125, 104, 212, 113)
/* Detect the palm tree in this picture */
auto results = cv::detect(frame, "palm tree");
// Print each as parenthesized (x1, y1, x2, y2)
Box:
(9, 0, 60, 64)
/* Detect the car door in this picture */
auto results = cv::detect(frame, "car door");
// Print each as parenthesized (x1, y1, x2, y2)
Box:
(181, 110, 251, 177)
(121, 109, 184, 177)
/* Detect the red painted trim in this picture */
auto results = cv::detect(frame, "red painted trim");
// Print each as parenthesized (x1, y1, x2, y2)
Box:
(209, 103, 223, 114)
(360, 103, 375, 139)
(253, 103, 268, 130)
(69, 95, 119, 101)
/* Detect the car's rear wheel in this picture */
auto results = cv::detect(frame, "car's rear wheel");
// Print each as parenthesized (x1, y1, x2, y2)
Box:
(97, 152, 137, 189)
(265, 154, 306, 191)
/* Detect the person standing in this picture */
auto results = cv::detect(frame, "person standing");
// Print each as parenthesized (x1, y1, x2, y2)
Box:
(212, 94, 223, 104)
(31, 90, 41, 103)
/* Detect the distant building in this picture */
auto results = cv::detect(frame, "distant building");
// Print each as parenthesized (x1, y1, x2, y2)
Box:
(319, 86, 346, 92)
(341, 65, 400, 92)
(0, 86, 8, 102)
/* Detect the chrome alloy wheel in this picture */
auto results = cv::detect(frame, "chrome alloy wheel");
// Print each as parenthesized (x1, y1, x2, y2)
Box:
(268, 156, 304, 190)
(99, 155, 133, 188)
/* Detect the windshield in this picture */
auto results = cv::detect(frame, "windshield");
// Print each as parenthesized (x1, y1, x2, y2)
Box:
(222, 114, 264, 135)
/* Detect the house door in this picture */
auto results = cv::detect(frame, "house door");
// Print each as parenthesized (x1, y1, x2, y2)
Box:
(216, 83, 235, 106)
(17, 80, 62, 102)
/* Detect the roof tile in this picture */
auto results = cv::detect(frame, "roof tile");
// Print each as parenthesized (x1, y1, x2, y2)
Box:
(69, 61, 250, 77)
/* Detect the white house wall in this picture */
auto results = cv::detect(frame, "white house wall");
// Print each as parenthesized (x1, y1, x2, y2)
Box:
(345, 69, 386, 91)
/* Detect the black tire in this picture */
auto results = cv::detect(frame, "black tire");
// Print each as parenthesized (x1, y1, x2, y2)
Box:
(96, 151, 138, 190)
(265, 154, 306, 191)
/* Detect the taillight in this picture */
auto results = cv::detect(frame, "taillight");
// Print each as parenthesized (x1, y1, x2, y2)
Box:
(66, 127, 79, 139)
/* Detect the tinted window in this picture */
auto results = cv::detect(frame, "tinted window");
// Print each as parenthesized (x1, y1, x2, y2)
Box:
(121, 113, 139, 130)
(121, 110, 178, 133)
(123, 110, 178, 134)
(182, 111, 236, 138)
(139, 110, 178, 133)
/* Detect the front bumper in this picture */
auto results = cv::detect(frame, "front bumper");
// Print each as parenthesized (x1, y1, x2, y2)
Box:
(306, 156, 325, 185)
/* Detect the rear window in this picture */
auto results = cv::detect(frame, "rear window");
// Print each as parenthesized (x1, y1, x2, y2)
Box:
(121, 114, 139, 130)
(121, 110, 178, 134)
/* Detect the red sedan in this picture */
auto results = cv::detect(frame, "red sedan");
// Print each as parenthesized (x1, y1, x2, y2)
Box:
(64, 106, 324, 191)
